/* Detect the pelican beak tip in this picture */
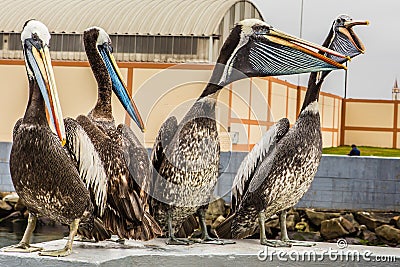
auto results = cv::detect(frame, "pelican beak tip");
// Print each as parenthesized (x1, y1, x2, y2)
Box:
(61, 139, 66, 147)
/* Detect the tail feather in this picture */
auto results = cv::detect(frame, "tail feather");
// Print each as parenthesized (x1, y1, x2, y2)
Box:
(104, 209, 162, 241)
(215, 215, 233, 239)
(78, 217, 111, 242)
(175, 215, 199, 238)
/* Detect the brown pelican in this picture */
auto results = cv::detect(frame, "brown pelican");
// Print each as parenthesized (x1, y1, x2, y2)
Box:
(2, 20, 110, 257)
(149, 18, 348, 245)
(216, 15, 368, 246)
(64, 27, 161, 241)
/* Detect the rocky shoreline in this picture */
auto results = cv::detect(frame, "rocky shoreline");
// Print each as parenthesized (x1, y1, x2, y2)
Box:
(1, 192, 399, 247)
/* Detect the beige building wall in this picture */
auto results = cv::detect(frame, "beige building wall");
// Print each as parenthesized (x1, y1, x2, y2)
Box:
(346, 102, 394, 128)
(342, 99, 399, 148)
(0, 64, 27, 141)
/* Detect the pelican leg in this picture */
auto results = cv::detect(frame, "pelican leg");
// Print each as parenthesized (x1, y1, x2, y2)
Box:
(166, 211, 192, 245)
(191, 208, 235, 245)
(2, 213, 43, 253)
(279, 210, 316, 247)
(39, 219, 79, 257)
(259, 211, 291, 247)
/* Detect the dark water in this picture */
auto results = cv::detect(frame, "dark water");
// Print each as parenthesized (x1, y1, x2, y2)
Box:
(0, 220, 67, 248)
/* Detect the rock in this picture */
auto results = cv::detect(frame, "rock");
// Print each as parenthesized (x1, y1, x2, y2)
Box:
(359, 227, 380, 245)
(206, 198, 226, 221)
(339, 216, 357, 234)
(305, 209, 340, 227)
(0, 192, 13, 199)
(295, 218, 309, 232)
(342, 213, 360, 229)
(289, 231, 323, 242)
(3, 192, 19, 204)
(205, 219, 213, 226)
(0, 199, 12, 211)
(375, 225, 400, 244)
(344, 237, 363, 245)
(320, 217, 349, 240)
(265, 217, 280, 230)
(390, 216, 400, 229)
(211, 215, 225, 229)
(286, 214, 296, 231)
(354, 212, 390, 231)
(287, 209, 300, 222)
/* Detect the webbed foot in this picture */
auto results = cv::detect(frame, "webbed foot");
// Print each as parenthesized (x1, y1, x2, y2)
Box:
(284, 239, 316, 247)
(39, 246, 72, 257)
(260, 239, 292, 247)
(2, 242, 43, 253)
(166, 237, 193, 245)
(191, 236, 236, 245)
(71, 235, 95, 243)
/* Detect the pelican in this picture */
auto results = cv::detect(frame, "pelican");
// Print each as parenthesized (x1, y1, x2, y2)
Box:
(64, 27, 161, 241)
(149, 18, 348, 245)
(2, 20, 110, 257)
(216, 15, 368, 246)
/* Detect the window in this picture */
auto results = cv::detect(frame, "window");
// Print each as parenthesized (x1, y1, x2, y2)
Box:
(51, 34, 83, 52)
(8, 33, 21, 50)
(1, 32, 207, 60)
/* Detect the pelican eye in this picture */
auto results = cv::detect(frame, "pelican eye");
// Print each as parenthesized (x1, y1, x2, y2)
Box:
(253, 25, 270, 35)
(32, 33, 39, 41)
(30, 33, 44, 48)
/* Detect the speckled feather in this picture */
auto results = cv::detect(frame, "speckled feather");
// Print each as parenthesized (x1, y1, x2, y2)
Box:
(151, 97, 220, 232)
(229, 107, 321, 238)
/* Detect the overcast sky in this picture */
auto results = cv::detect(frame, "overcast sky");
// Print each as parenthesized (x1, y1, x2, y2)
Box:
(252, 0, 396, 100)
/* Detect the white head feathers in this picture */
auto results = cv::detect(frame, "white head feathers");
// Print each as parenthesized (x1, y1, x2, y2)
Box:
(21, 20, 51, 45)
(85, 26, 111, 46)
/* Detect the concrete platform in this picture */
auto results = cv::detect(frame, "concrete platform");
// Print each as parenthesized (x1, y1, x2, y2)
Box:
(0, 238, 399, 266)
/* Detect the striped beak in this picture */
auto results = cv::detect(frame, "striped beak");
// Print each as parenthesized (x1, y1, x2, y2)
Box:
(24, 38, 66, 145)
(98, 43, 145, 132)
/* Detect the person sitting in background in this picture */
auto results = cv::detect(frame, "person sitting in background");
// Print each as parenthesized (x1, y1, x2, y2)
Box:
(348, 144, 361, 156)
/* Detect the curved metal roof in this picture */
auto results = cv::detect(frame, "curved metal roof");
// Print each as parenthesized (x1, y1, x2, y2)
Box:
(1, 0, 262, 36)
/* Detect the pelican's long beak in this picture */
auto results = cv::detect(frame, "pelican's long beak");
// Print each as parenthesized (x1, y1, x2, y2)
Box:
(342, 20, 369, 54)
(24, 40, 66, 145)
(267, 28, 349, 70)
(98, 44, 145, 132)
